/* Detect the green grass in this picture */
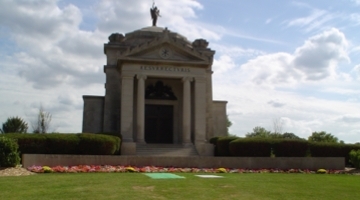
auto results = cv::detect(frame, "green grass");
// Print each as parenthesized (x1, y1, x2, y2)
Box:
(1, 173, 360, 200)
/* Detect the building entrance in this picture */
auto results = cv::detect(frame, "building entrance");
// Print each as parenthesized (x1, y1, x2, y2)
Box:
(145, 104, 174, 143)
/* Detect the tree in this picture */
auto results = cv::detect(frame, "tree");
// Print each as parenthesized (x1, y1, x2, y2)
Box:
(226, 115, 233, 136)
(246, 126, 272, 138)
(32, 106, 52, 134)
(246, 126, 304, 140)
(282, 132, 302, 140)
(308, 131, 338, 143)
(272, 118, 284, 134)
(0, 116, 28, 133)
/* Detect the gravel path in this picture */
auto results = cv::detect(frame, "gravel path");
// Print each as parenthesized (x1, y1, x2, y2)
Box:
(0, 166, 36, 177)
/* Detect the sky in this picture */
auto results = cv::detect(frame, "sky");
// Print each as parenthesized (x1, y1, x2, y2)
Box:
(0, 0, 359, 143)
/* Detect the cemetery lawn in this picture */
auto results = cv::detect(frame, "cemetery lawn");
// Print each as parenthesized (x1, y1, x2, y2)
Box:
(1, 173, 360, 200)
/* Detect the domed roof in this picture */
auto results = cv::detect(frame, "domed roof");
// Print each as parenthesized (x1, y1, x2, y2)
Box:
(123, 26, 190, 46)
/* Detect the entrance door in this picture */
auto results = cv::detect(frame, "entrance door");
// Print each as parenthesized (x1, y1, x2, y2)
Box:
(145, 105, 174, 144)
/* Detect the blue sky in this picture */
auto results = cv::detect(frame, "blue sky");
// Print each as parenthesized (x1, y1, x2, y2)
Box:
(0, 0, 359, 142)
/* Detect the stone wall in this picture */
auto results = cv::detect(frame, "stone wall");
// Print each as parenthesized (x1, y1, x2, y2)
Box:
(22, 154, 344, 170)
(82, 96, 104, 133)
(212, 101, 228, 137)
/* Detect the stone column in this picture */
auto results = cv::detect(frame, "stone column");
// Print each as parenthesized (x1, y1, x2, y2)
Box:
(206, 69, 214, 140)
(194, 77, 207, 143)
(136, 74, 147, 143)
(120, 75, 134, 142)
(182, 77, 193, 145)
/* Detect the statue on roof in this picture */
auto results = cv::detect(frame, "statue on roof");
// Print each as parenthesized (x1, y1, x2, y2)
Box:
(150, 2, 161, 26)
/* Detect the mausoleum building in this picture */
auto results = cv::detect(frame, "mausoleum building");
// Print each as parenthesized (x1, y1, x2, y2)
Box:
(82, 26, 227, 155)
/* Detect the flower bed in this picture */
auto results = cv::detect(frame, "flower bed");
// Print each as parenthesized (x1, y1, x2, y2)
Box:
(27, 165, 345, 174)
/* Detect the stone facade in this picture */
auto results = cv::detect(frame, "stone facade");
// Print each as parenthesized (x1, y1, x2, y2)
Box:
(82, 26, 227, 155)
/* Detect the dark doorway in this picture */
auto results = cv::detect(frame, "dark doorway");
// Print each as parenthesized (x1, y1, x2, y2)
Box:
(145, 104, 174, 144)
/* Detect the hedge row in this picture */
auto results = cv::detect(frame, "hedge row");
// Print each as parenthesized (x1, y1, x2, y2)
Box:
(216, 136, 238, 156)
(211, 136, 360, 165)
(272, 139, 309, 157)
(309, 142, 360, 165)
(229, 138, 273, 157)
(4, 133, 121, 155)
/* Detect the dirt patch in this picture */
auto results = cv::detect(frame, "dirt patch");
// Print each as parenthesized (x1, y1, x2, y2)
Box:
(132, 186, 155, 191)
(0, 167, 36, 177)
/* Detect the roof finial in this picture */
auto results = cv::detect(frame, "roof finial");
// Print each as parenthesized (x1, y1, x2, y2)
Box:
(150, 1, 161, 26)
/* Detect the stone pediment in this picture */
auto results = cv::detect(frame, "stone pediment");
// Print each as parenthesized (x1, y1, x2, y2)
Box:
(116, 28, 214, 66)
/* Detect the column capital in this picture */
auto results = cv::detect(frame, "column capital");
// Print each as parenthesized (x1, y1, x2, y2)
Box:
(136, 74, 147, 80)
(182, 76, 193, 82)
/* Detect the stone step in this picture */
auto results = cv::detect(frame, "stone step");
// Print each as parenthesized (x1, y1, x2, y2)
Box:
(136, 144, 198, 156)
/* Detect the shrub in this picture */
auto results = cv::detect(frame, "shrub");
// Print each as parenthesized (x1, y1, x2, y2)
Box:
(6, 133, 47, 154)
(45, 134, 80, 154)
(272, 139, 308, 157)
(349, 150, 360, 169)
(229, 138, 272, 157)
(215, 136, 239, 156)
(209, 136, 220, 145)
(209, 136, 221, 156)
(4, 133, 120, 155)
(98, 133, 122, 155)
(340, 144, 360, 166)
(309, 143, 360, 166)
(309, 142, 343, 157)
(78, 133, 120, 155)
(0, 136, 20, 167)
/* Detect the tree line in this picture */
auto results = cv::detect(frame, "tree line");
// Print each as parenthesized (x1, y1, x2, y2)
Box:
(245, 126, 349, 144)
(0, 106, 52, 134)
(225, 117, 356, 144)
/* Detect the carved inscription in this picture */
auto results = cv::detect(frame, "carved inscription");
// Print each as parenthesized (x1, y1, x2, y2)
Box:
(140, 65, 190, 72)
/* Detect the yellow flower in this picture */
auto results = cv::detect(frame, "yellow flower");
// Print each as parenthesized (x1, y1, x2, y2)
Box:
(126, 167, 136, 172)
(217, 168, 227, 173)
(317, 169, 327, 174)
(42, 166, 53, 173)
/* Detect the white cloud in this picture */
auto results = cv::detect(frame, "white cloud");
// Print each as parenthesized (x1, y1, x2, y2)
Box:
(0, 0, 214, 90)
(212, 27, 359, 142)
(322, 87, 360, 96)
(268, 100, 286, 108)
(220, 83, 360, 141)
(352, 0, 360, 5)
(293, 28, 349, 80)
(287, 9, 326, 27)
(353, 65, 360, 80)
(213, 55, 236, 73)
(235, 28, 349, 87)
(239, 52, 298, 87)
(0, 0, 106, 89)
(212, 44, 265, 58)
(94, 0, 218, 42)
(285, 9, 334, 32)
(350, 13, 360, 25)
(337, 114, 360, 124)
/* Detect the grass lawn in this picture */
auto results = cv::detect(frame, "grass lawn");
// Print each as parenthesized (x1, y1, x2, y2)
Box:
(0, 173, 359, 200)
